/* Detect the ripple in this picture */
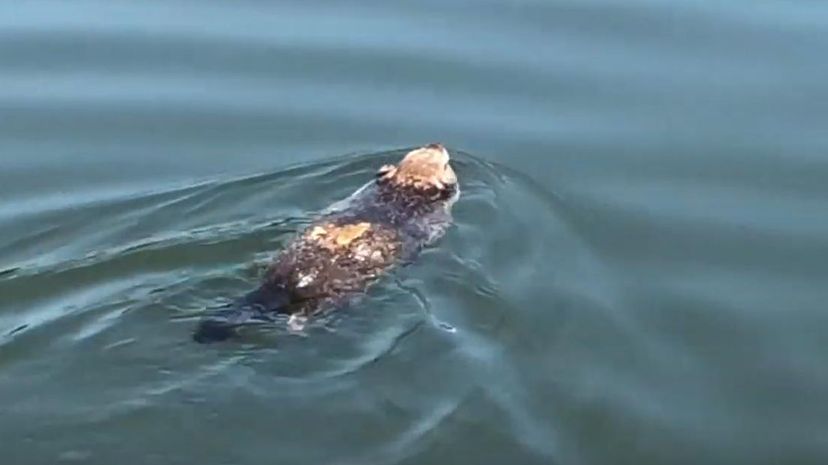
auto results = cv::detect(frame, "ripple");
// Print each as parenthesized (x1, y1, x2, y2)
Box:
(0, 147, 584, 464)
(1, 0, 827, 462)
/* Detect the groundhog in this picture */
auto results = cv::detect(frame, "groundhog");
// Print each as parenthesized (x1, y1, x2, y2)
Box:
(193, 143, 459, 343)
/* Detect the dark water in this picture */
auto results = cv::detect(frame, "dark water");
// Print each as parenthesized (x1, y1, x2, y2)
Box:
(2, 1, 828, 464)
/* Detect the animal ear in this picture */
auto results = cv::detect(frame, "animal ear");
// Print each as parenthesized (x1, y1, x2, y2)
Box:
(376, 164, 397, 181)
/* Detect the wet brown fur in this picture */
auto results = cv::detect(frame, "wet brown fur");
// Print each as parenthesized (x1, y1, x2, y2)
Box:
(263, 220, 401, 315)
(264, 144, 455, 317)
(194, 143, 458, 341)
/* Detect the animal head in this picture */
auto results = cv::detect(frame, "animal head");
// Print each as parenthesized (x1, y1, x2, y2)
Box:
(377, 143, 457, 191)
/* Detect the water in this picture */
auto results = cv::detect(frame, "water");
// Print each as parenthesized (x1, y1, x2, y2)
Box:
(1, 1, 827, 464)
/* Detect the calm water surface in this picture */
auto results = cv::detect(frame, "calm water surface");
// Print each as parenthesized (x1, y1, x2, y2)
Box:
(2, 1, 828, 464)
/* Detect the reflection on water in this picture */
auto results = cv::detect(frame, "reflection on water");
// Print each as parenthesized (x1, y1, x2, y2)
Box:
(1, 0, 828, 464)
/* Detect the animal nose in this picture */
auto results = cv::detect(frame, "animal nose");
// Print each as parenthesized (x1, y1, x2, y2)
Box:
(426, 143, 445, 151)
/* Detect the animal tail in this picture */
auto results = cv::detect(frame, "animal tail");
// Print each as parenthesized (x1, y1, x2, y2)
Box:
(192, 285, 291, 343)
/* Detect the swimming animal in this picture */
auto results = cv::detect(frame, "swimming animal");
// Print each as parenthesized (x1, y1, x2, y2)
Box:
(193, 143, 459, 342)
